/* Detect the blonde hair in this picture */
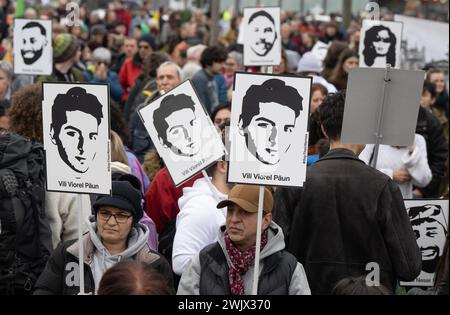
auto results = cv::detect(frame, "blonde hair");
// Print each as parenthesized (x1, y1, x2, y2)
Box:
(111, 130, 129, 165)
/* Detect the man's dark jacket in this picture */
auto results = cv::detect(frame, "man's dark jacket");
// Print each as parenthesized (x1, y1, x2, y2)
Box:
(273, 148, 422, 294)
(415, 106, 448, 197)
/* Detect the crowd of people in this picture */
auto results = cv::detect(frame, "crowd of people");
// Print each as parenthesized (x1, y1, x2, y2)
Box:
(0, 0, 448, 296)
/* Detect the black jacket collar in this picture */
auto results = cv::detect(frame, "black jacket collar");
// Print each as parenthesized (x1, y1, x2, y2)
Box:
(317, 148, 365, 164)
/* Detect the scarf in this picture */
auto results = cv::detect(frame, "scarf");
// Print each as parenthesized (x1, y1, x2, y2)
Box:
(224, 229, 268, 295)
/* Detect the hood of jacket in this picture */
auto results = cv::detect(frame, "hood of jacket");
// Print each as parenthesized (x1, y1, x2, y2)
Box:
(85, 219, 149, 291)
(178, 177, 227, 212)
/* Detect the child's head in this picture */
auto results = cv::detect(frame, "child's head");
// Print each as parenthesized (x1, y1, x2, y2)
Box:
(421, 80, 437, 109)
(332, 276, 392, 295)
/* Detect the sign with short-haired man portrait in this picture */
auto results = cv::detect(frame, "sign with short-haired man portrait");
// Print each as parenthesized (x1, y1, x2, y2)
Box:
(42, 82, 111, 195)
(359, 20, 403, 69)
(228, 72, 311, 187)
(138, 80, 225, 186)
(243, 7, 281, 66)
(13, 18, 52, 75)
(400, 199, 448, 287)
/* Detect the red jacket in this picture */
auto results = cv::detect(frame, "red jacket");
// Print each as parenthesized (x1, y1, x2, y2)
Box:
(118, 57, 143, 102)
(144, 167, 203, 234)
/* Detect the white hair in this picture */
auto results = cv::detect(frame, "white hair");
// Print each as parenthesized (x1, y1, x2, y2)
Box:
(157, 61, 182, 80)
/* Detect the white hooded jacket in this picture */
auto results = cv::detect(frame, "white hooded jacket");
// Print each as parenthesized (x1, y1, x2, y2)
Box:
(172, 177, 227, 276)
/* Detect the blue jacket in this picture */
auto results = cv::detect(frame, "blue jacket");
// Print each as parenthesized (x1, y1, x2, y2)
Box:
(84, 70, 124, 102)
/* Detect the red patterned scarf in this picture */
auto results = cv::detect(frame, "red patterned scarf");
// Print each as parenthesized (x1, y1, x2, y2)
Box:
(224, 229, 269, 295)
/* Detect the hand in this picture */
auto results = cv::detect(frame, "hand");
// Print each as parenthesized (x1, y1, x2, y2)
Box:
(413, 188, 423, 198)
(95, 63, 107, 80)
(393, 169, 411, 184)
(407, 144, 416, 154)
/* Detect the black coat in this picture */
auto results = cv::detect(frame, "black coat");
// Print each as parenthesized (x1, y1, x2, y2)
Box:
(273, 148, 422, 294)
(33, 233, 173, 295)
(415, 106, 448, 197)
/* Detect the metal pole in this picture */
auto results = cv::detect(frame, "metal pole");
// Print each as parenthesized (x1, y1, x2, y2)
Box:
(300, 0, 304, 15)
(77, 194, 85, 294)
(371, 64, 392, 169)
(322, 0, 327, 14)
(209, 0, 221, 46)
(342, 0, 352, 29)
(251, 186, 265, 295)
(234, 0, 241, 17)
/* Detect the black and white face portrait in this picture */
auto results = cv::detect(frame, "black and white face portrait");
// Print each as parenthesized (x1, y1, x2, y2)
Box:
(42, 83, 111, 195)
(14, 19, 52, 75)
(228, 73, 311, 187)
(139, 80, 225, 186)
(401, 200, 448, 287)
(359, 20, 403, 69)
(243, 7, 281, 66)
(153, 93, 201, 157)
(410, 204, 448, 273)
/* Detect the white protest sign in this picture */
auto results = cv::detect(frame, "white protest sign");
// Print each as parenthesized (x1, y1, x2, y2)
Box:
(227, 72, 311, 187)
(42, 82, 111, 195)
(359, 20, 403, 69)
(13, 18, 53, 76)
(400, 199, 448, 287)
(243, 7, 281, 66)
(138, 80, 225, 187)
(394, 14, 449, 63)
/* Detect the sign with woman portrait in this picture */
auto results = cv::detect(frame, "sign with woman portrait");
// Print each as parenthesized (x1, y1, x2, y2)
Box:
(359, 20, 403, 69)
(227, 72, 311, 187)
(243, 7, 281, 66)
(400, 199, 448, 287)
(138, 80, 225, 186)
(13, 18, 53, 75)
(42, 82, 111, 195)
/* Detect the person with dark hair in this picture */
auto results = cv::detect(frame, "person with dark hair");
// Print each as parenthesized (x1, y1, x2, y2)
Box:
(427, 68, 449, 119)
(321, 41, 348, 81)
(362, 25, 397, 68)
(21, 21, 49, 65)
(177, 184, 311, 295)
(153, 93, 200, 157)
(210, 102, 231, 127)
(34, 180, 173, 295)
(50, 87, 103, 174)
(272, 91, 421, 294)
(329, 48, 359, 91)
(247, 10, 278, 57)
(415, 81, 448, 198)
(332, 276, 391, 295)
(98, 261, 175, 295)
(239, 78, 303, 165)
(191, 45, 228, 113)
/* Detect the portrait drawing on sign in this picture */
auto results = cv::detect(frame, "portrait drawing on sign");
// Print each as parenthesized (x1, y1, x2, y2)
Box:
(248, 10, 278, 57)
(21, 21, 49, 66)
(238, 78, 303, 165)
(362, 25, 397, 68)
(153, 93, 201, 157)
(409, 204, 448, 276)
(50, 87, 103, 174)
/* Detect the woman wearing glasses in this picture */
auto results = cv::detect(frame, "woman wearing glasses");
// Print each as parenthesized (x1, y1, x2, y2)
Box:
(362, 25, 397, 68)
(34, 180, 173, 295)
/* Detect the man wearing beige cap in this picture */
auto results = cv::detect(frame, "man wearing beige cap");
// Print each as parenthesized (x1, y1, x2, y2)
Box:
(177, 184, 310, 295)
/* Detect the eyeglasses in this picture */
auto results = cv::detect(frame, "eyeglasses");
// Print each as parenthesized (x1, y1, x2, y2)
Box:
(374, 36, 390, 43)
(98, 209, 132, 224)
